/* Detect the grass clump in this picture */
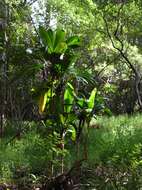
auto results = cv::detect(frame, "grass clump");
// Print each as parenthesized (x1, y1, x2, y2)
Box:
(81, 114, 142, 189)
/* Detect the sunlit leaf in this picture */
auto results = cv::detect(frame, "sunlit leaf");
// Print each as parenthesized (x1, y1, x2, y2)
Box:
(54, 29, 66, 49)
(38, 92, 48, 114)
(54, 42, 67, 53)
(64, 82, 75, 113)
(88, 88, 97, 110)
(38, 88, 55, 114)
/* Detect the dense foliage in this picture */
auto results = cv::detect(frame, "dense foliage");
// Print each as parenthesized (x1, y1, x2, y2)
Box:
(1, 0, 142, 189)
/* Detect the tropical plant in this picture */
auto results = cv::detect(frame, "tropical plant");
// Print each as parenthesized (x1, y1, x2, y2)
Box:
(30, 27, 98, 173)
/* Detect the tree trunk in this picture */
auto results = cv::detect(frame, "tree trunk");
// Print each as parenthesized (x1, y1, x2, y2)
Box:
(0, 0, 9, 136)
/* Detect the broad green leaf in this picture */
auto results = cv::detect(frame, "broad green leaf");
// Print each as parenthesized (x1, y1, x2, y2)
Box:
(60, 114, 65, 124)
(38, 92, 48, 114)
(38, 88, 55, 114)
(88, 88, 97, 110)
(46, 88, 55, 104)
(39, 26, 54, 53)
(67, 36, 81, 47)
(77, 98, 85, 108)
(54, 29, 66, 50)
(39, 26, 49, 45)
(54, 42, 67, 53)
(64, 82, 75, 113)
(46, 29, 55, 53)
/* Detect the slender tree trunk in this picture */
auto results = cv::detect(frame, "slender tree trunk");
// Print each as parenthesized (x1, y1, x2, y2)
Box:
(135, 73, 142, 110)
(0, 0, 9, 137)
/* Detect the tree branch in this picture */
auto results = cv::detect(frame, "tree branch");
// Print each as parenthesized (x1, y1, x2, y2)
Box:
(103, 5, 142, 108)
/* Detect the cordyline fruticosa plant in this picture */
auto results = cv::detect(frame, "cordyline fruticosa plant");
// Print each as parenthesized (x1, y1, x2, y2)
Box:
(31, 26, 96, 171)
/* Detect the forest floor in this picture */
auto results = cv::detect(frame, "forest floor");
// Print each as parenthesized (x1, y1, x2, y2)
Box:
(0, 114, 142, 189)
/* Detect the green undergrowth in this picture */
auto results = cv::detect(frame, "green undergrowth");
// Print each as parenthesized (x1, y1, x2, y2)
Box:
(1, 114, 142, 189)
(88, 114, 142, 164)
(82, 114, 142, 189)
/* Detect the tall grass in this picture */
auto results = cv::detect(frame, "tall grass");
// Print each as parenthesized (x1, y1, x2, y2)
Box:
(88, 114, 142, 165)
(1, 114, 142, 189)
(81, 114, 142, 189)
